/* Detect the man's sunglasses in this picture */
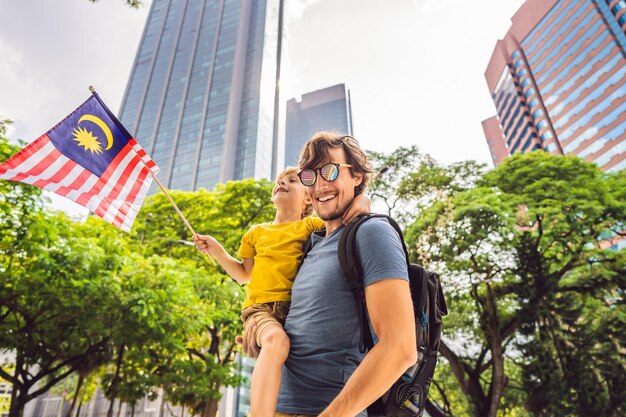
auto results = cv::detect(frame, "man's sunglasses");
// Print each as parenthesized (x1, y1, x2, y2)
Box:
(298, 163, 352, 187)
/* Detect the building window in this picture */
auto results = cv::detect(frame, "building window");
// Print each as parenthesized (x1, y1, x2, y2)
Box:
(541, 130, 554, 141)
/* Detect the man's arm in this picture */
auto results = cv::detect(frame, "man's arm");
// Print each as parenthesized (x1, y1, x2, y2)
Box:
(319, 278, 417, 417)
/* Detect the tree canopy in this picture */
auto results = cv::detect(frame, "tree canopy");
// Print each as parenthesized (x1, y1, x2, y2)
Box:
(1, 120, 276, 417)
(388, 150, 625, 417)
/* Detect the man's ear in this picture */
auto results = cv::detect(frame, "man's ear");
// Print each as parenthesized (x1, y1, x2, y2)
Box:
(353, 172, 363, 187)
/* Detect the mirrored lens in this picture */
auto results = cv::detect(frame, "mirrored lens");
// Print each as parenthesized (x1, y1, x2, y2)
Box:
(320, 163, 339, 182)
(299, 169, 316, 186)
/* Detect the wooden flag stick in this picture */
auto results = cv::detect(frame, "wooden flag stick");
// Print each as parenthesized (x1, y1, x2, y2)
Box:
(87, 85, 215, 265)
(148, 170, 216, 265)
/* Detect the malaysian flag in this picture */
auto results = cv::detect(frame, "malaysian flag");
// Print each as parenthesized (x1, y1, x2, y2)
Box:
(0, 92, 158, 232)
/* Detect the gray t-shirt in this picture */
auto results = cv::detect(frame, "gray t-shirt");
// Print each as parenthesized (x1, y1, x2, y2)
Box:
(277, 217, 409, 415)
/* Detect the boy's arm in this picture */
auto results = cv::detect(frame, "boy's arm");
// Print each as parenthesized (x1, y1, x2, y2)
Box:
(342, 193, 371, 224)
(193, 234, 253, 284)
(319, 279, 417, 417)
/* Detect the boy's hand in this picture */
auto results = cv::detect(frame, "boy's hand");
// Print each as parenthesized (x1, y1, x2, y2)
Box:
(343, 193, 371, 224)
(192, 234, 220, 256)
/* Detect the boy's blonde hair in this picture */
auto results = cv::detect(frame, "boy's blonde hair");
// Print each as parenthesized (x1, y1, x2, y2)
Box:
(275, 167, 314, 218)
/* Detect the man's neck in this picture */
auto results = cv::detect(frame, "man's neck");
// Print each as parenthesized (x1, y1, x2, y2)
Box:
(324, 219, 344, 236)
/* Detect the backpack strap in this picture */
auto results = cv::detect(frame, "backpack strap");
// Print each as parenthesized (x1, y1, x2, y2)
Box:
(338, 215, 374, 353)
(338, 214, 411, 353)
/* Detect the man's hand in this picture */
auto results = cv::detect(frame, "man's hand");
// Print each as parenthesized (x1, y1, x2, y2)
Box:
(237, 317, 261, 358)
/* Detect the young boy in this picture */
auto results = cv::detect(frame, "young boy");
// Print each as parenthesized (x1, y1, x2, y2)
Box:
(193, 167, 370, 417)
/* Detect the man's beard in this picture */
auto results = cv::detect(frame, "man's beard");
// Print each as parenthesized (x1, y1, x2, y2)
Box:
(316, 200, 351, 222)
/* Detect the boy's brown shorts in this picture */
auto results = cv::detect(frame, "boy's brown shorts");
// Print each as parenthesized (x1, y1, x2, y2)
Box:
(241, 301, 290, 348)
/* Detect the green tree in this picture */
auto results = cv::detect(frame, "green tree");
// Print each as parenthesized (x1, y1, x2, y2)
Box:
(404, 151, 625, 417)
(0, 209, 122, 417)
(1, 136, 274, 417)
(127, 179, 275, 417)
(0, 124, 121, 417)
(367, 146, 436, 220)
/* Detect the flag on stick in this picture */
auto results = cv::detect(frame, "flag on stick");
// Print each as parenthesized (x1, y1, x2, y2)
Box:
(0, 91, 158, 232)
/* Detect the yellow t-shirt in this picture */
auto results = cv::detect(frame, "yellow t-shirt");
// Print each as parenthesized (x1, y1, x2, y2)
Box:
(238, 216, 325, 309)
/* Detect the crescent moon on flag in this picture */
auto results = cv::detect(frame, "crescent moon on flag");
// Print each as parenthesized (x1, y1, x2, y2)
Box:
(78, 114, 114, 150)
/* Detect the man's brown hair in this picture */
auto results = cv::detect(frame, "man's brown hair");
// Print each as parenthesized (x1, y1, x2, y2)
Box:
(297, 132, 373, 195)
(275, 166, 314, 218)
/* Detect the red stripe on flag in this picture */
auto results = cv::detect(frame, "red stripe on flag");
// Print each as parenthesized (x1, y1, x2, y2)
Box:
(32, 159, 78, 188)
(112, 166, 150, 227)
(128, 138, 156, 169)
(9, 148, 63, 182)
(55, 169, 94, 196)
(0, 135, 51, 175)
(75, 144, 134, 206)
(93, 153, 141, 218)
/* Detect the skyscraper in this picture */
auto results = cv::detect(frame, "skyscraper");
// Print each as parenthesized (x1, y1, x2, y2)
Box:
(482, 0, 626, 171)
(119, 0, 284, 191)
(284, 84, 353, 167)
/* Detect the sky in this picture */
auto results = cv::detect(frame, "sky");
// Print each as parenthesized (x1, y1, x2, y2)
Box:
(0, 0, 525, 215)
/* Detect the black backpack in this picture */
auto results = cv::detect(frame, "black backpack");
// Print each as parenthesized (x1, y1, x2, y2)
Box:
(338, 214, 448, 417)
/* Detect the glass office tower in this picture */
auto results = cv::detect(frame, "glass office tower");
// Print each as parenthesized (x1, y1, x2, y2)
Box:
(483, 0, 626, 172)
(284, 84, 353, 168)
(119, 0, 284, 191)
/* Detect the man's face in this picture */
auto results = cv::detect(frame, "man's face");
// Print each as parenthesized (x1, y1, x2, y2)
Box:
(305, 147, 362, 224)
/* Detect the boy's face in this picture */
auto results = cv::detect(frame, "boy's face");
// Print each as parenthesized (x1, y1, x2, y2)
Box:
(271, 171, 310, 214)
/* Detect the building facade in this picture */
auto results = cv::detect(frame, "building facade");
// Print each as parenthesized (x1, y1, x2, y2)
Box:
(284, 84, 353, 168)
(482, 0, 626, 171)
(119, 0, 285, 191)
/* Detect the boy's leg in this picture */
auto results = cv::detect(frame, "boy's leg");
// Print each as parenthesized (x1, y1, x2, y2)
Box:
(250, 321, 290, 417)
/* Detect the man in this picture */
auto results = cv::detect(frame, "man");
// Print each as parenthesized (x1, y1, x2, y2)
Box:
(243, 132, 416, 417)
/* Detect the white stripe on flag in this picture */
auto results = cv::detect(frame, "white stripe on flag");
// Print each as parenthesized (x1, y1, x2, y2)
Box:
(65, 174, 100, 201)
(46, 164, 95, 192)
(85, 148, 137, 213)
(18, 154, 70, 184)
(132, 142, 159, 174)
(0, 140, 56, 179)
(121, 173, 154, 232)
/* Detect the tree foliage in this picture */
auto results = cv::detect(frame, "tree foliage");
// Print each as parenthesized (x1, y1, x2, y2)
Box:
(130, 179, 275, 416)
(399, 151, 625, 417)
(368, 146, 625, 417)
(1, 117, 276, 417)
